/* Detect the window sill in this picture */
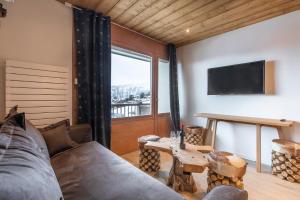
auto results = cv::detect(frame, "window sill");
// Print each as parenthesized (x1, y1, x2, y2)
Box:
(158, 113, 171, 117)
(112, 115, 154, 124)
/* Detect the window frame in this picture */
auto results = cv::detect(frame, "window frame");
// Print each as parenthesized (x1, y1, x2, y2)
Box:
(157, 58, 171, 115)
(111, 46, 154, 121)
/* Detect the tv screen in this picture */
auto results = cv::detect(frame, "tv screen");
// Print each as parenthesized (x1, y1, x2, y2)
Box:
(208, 60, 265, 95)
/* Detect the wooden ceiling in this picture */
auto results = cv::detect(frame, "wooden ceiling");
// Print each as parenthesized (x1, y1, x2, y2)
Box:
(59, 0, 300, 46)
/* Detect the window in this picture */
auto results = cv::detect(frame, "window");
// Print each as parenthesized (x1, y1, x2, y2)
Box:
(158, 59, 170, 114)
(111, 47, 152, 118)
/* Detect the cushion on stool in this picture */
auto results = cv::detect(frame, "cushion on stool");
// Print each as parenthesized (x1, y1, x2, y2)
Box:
(138, 135, 160, 143)
(203, 185, 248, 200)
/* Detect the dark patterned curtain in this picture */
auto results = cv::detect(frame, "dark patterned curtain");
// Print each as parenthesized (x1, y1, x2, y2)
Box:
(167, 43, 180, 131)
(74, 8, 111, 148)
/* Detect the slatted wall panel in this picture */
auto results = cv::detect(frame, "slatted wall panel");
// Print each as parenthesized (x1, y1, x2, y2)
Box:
(5, 60, 69, 128)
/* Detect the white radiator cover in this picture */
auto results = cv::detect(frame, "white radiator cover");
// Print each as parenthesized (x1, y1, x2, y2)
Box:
(5, 60, 70, 127)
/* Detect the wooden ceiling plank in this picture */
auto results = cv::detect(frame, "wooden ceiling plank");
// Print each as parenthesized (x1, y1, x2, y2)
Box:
(147, 0, 245, 39)
(95, 0, 120, 14)
(132, 0, 195, 32)
(60, 0, 300, 46)
(124, 0, 177, 29)
(164, 0, 288, 42)
(107, 0, 138, 20)
(175, 2, 300, 46)
(177, 5, 300, 46)
(170, 0, 294, 43)
(139, 0, 216, 35)
(113, 0, 159, 25)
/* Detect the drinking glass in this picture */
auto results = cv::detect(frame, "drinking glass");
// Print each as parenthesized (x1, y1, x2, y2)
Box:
(176, 130, 181, 144)
(170, 131, 176, 149)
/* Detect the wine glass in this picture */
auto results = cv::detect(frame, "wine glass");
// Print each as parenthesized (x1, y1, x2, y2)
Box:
(170, 131, 176, 149)
(176, 130, 181, 144)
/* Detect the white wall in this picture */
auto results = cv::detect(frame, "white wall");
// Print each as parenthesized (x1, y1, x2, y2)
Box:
(0, 0, 73, 120)
(177, 10, 300, 165)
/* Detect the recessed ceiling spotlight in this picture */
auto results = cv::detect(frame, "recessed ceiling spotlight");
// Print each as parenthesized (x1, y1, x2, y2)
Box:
(186, 28, 190, 33)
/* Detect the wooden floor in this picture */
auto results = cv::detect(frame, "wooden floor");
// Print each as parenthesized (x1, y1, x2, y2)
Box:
(122, 151, 300, 200)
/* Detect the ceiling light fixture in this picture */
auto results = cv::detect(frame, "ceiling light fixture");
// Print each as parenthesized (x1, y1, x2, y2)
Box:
(186, 28, 190, 33)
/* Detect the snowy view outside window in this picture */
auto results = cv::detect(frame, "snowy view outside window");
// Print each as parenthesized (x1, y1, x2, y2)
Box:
(111, 48, 152, 118)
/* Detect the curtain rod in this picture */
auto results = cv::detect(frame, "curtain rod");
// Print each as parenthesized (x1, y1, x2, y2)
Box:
(64, 2, 82, 10)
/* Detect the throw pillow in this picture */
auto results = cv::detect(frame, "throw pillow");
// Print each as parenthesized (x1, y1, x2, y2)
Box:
(39, 119, 77, 157)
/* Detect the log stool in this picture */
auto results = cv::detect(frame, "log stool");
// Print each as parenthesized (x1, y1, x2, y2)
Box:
(138, 135, 161, 174)
(185, 126, 206, 146)
(207, 151, 247, 192)
(272, 139, 300, 183)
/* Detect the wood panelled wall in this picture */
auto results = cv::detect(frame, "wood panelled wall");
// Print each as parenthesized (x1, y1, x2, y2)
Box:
(73, 23, 171, 155)
(111, 23, 171, 155)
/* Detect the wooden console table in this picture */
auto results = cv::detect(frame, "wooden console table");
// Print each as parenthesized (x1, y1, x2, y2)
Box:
(194, 113, 293, 172)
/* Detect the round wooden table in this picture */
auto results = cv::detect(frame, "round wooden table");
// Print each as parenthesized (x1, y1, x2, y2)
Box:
(144, 137, 213, 193)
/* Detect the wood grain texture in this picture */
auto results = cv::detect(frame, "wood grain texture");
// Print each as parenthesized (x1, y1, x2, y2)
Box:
(171, 0, 300, 45)
(197, 112, 294, 173)
(123, 151, 300, 200)
(107, 0, 138, 19)
(60, 0, 300, 46)
(195, 113, 293, 127)
(111, 23, 167, 58)
(157, 114, 172, 138)
(109, 24, 169, 155)
(114, 0, 159, 24)
(145, 138, 210, 173)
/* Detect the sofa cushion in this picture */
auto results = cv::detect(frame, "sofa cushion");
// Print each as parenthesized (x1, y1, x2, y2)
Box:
(39, 119, 76, 157)
(4, 112, 26, 130)
(5, 105, 50, 161)
(203, 185, 248, 200)
(51, 142, 184, 200)
(69, 124, 92, 144)
(0, 113, 63, 200)
(26, 120, 50, 161)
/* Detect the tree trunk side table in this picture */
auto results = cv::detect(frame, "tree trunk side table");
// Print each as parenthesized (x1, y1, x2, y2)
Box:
(207, 151, 247, 192)
(138, 135, 161, 174)
(185, 126, 206, 146)
(144, 138, 213, 193)
(272, 139, 300, 183)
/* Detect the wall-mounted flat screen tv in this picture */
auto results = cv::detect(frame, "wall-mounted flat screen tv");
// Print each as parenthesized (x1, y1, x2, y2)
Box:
(208, 60, 265, 95)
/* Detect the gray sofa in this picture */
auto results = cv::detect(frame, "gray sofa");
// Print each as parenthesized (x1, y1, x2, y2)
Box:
(0, 112, 184, 200)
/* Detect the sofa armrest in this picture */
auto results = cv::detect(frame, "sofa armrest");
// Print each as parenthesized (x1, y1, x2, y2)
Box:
(69, 124, 92, 144)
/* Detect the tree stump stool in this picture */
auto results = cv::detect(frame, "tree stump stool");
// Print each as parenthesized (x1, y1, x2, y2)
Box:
(138, 135, 161, 174)
(167, 156, 198, 193)
(185, 126, 206, 146)
(207, 151, 247, 192)
(272, 139, 300, 183)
